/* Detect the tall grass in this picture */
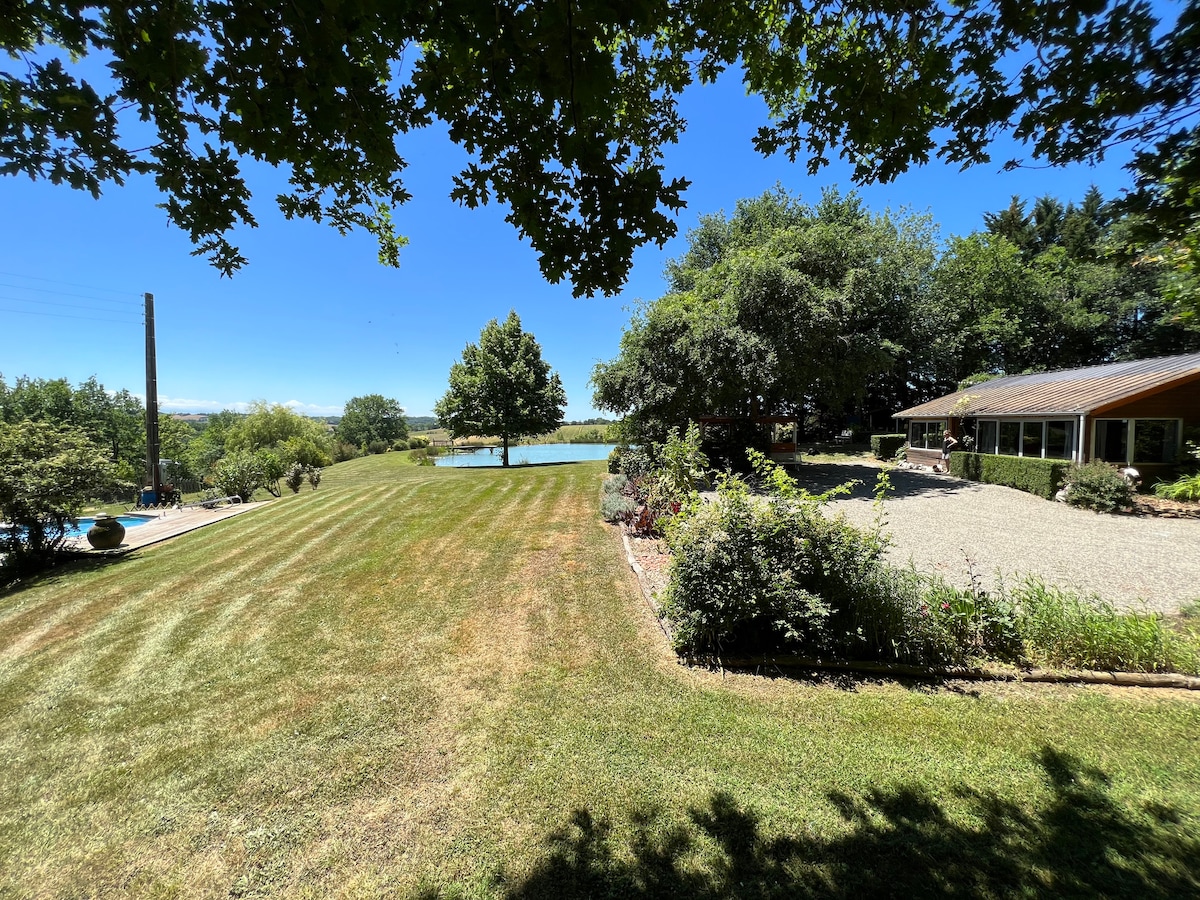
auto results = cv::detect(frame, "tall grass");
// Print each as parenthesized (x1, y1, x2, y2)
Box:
(1010, 578, 1200, 674)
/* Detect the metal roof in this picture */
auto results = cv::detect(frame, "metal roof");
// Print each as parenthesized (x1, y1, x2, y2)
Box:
(895, 352, 1200, 419)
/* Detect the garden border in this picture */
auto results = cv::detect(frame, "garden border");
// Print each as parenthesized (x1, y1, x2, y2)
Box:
(619, 525, 1200, 691)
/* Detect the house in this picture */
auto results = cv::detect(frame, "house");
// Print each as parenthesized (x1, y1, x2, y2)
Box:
(894, 352, 1200, 475)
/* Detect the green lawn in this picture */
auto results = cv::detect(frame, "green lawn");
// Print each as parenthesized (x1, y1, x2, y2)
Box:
(2, 455, 1198, 897)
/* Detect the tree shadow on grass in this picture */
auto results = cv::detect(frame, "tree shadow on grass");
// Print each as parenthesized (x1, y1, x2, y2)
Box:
(471, 747, 1199, 899)
(0, 550, 135, 599)
(706, 662, 991, 698)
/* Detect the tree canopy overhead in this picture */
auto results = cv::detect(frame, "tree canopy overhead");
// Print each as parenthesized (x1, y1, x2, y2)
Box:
(3, 1, 1198, 296)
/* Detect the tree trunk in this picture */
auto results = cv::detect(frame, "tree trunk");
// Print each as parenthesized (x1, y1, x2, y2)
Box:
(502, 434, 509, 467)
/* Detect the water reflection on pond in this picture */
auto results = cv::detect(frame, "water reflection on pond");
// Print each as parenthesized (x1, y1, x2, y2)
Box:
(434, 443, 617, 467)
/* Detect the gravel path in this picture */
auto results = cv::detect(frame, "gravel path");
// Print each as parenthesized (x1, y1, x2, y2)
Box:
(788, 461, 1200, 614)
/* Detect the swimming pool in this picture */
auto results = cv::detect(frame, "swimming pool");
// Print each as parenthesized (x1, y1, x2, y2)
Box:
(66, 514, 155, 538)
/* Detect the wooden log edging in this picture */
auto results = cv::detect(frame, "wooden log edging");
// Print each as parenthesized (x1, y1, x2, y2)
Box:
(619, 528, 675, 643)
(616, 526, 1200, 691)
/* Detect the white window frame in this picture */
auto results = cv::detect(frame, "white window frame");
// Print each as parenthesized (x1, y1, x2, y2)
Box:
(976, 418, 1077, 461)
(1094, 417, 1185, 465)
(909, 419, 946, 450)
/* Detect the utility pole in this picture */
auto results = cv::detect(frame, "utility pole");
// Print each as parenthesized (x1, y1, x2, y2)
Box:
(144, 292, 162, 503)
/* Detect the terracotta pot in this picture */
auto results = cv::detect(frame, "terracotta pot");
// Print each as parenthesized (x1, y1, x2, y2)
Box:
(86, 515, 125, 550)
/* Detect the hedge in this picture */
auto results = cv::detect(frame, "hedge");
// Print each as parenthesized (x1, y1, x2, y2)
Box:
(950, 452, 1071, 499)
(871, 433, 906, 460)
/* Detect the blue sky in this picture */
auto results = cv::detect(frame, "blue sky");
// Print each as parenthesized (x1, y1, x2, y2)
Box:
(0, 70, 1144, 419)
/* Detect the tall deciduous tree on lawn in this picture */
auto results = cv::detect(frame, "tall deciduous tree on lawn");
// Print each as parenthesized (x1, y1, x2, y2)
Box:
(336, 395, 408, 449)
(435, 313, 566, 467)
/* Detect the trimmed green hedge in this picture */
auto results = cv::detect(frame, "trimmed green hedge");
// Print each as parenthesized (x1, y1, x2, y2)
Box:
(871, 433, 906, 460)
(950, 452, 1071, 499)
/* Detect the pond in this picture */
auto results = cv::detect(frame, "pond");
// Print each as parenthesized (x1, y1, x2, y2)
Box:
(434, 443, 618, 467)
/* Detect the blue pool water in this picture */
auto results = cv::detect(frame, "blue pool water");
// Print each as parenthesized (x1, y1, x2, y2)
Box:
(67, 515, 154, 538)
(434, 443, 618, 468)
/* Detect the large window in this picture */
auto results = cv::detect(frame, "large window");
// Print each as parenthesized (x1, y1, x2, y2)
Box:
(1133, 420, 1180, 464)
(1045, 421, 1074, 459)
(909, 420, 946, 449)
(1094, 419, 1129, 463)
(976, 420, 998, 455)
(999, 421, 1020, 456)
(1021, 421, 1044, 458)
(977, 419, 1076, 459)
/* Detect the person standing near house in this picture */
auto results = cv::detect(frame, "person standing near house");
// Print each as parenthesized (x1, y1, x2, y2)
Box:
(940, 429, 959, 472)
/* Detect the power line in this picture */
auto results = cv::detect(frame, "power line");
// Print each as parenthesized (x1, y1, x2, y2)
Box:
(0, 305, 143, 325)
(0, 294, 145, 319)
(0, 280, 145, 307)
(0, 270, 142, 300)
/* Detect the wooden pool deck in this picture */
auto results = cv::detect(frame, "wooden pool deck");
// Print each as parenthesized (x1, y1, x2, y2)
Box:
(65, 501, 271, 555)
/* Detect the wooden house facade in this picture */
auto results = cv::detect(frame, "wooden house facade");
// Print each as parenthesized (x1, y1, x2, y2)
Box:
(894, 353, 1200, 476)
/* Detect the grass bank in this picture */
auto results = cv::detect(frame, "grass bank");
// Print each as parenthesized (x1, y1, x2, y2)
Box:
(2, 455, 1198, 897)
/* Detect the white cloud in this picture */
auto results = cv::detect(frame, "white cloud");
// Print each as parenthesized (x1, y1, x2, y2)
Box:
(156, 396, 344, 416)
(280, 399, 345, 416)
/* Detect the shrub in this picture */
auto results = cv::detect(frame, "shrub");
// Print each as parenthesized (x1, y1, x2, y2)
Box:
(367, 439, 389, 455)
(662, 477, 831, 653)
(607, 447, 623, 474)
(0, 421, 116, 571)
(306, 466, 322, 490)
(258, 450, 286, 497)
(656, 451, 1200, 674)
(603, 474, 629, 494)
(280, 435, 333, 468)
(662, 460, 887, 655)
(655, 422, 709, 501)
(600, 493, 638, 523)
(285, 463, 306, 493)
(212, 450, 268, 502)
(950, 452, 1071, 499)
(332, 441, 361, 463)
(392, 439, 410, 452)
(611, 446, 652, 478)
(1064, 461, 1134, 513)
(409, 448, 437, 466)
(870, 433, 906, 460)
(408, 435, 430, 449)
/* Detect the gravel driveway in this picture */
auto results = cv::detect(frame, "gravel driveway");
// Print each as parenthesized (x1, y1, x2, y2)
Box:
(789, 461, 1200, 614)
